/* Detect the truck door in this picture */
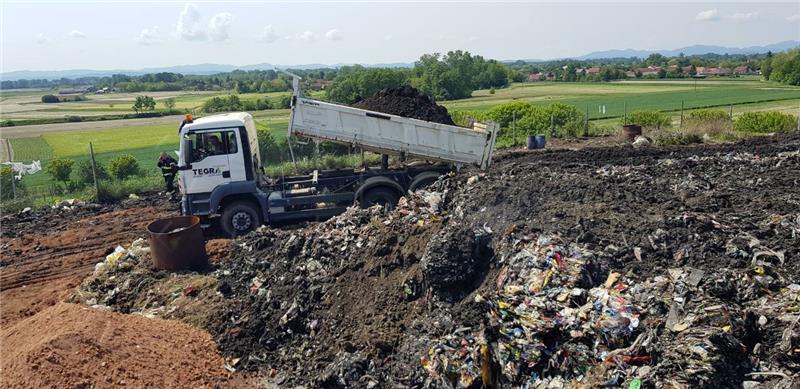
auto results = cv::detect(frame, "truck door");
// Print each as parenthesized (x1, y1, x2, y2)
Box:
(225, 130, 247, 182)
(183, 129, 238, 194)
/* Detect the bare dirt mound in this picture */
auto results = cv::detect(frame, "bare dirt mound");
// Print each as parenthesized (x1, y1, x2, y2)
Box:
(0, 303, 228, 389)
(0, 196, 175, 326)
(352, 86, 456, 125)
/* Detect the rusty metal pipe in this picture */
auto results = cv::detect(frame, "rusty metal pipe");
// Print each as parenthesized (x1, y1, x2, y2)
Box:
(146, 215, 208, 271)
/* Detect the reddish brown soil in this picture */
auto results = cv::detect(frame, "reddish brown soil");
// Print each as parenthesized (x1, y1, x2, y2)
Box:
(205, 238, 233, 263)
(1, 203, 172, 326)
(0, 303, 228, 388)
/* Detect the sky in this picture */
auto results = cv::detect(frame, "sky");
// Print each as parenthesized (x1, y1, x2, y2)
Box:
(1, 1, 799, 72)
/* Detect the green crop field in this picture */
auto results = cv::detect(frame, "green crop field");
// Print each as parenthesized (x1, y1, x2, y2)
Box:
(8, 137, 54, 161)
(5, 79, 798, 199)
(442, 80, 800, 119)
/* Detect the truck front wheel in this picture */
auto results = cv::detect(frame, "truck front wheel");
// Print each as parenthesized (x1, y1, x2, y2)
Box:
(361, 187, 399, 211)
(220, 201, 260, 237)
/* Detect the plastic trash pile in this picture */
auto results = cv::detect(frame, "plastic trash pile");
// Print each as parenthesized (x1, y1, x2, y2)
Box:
(424, 236, 644, 388)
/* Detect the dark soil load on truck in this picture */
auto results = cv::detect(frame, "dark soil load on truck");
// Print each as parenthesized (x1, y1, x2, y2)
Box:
(352, 86, 456, 126)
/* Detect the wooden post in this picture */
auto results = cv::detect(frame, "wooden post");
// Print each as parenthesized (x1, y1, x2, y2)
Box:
(729, 104, 733, 120)
(10, 172, 16, 199)
(623, 102, 628, 125)
(680, 100, 684, 128)
(89, 142, 100, 201)
(550, 114, 554, 137)
(512, 111, 516, 146)
(584, 104, 589, 137)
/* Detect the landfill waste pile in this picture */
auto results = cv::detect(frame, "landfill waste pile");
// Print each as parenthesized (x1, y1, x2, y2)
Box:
(71, 238, 228, 330)
(63, 132, 800, 388)
(352, 86, 456, 126)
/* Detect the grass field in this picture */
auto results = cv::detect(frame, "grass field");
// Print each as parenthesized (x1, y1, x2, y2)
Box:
(442, 80, 800, 119)
(4, 78, 799, 201)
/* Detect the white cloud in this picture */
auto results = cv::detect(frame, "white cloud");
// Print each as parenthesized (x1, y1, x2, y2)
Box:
(325, 29, 343, 41)
(208, 12, 233, 41)
(299, 31, 317, 42)
(177, 3, 206, 41)
(729, 12, 758, 23)
(787, 14, 800, 22)
(696, 9, 719, 21)
(69, 30, 87, 38)
(35, 33, 48, 44)
(438, 33, 447, 40)
(258, 25, 279, 43)
(136, 27, 161, 45)
(383, 35, 393, 41)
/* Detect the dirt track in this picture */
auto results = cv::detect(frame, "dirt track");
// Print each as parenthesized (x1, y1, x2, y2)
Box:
(0, 114, 186, 139)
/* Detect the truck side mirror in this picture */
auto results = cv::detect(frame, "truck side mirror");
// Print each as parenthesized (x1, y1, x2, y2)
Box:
(181, 138, 194, 165)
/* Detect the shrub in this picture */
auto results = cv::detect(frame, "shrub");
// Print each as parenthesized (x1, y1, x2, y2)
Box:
(74, 159, 109, 184)
(450, 111, 489, 127)
(41, 94, 60, 103)
(486, 101, 535, 128)
(257, 128, 284, 164)
(108, 155, 140, 180)
(734, 111, 798, 133)
(66, 115, 83, 122)
(46, 159, 74, 185)
(687, 109, 730, 123)
(0, 165, 25, 200)
(517, 103, 585, 137)
(623, 110, 672, 129)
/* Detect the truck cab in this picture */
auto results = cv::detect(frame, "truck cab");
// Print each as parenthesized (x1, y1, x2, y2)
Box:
(179, 112, 266, 235)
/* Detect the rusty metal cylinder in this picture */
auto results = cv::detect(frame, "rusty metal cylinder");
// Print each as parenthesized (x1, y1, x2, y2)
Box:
(622, 124, 642, 142)
(146, 215, 208, 271)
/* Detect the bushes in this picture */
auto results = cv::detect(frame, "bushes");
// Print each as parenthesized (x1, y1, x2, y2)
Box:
(687, 109, 730, 123)
(734, 111, 798, 133)
(74, 159, 109, 184)
(486, 101, 535, 128)
(108, 155, 140, 180)
(517, 103, 585, 137)
(46, 159, 74, 185)
(450, 111, 488, 128)
(41, 94, 60, 103)
(0, 165, 24, 200)
(623, 110, 672, 129)
(652, 131, 703, 146)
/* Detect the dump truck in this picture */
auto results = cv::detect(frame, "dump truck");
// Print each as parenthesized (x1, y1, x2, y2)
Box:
(177, 83, 498, 237)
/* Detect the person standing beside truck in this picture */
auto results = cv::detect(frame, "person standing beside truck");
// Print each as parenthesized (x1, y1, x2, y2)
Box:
(157, 152, 178, 192)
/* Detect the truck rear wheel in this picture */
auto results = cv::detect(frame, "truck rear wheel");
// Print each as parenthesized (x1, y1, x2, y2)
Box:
(361, 187, 399, 211)
(221, 201, 260, 237)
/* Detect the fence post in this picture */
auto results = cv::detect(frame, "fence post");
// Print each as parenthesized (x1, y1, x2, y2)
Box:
(512, 111, 516, 146)
(584, 104, 589, 137)
(623, 102, 628, 126)
(680, 100, 684, 128)
(89, 142, 100, 201)
(729, 104, 733, 120)
(9, 173, 16, 199)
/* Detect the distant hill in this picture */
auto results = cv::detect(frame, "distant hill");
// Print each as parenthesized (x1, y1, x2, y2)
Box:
(0, 62, 414, 82)
(2, 40, 797, 81)
(577, 40, 799, 60)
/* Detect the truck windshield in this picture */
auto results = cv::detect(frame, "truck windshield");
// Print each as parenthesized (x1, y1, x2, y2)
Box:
(186, 129, 238, 162)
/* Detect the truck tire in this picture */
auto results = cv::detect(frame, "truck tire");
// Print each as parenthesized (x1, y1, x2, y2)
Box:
(220, 201, 260, 237)
(361, 187, 399, 211)
(409, 171, 442, 192)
